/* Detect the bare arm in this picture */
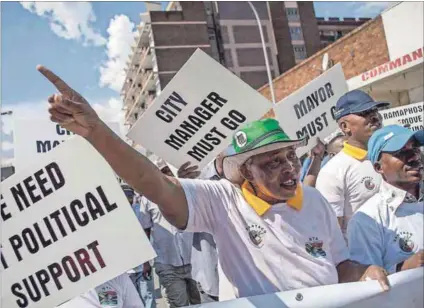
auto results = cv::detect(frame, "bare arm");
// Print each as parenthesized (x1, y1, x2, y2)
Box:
(303, 155, 323, 187)
(37, 66, 189, 229)
(337, 260, 389, 290)
(87, 122, 188, 228)
(303, 138, 325, 188)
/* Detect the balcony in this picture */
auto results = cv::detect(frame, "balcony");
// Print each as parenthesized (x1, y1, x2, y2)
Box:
(140, 47, 153, 70)
(122, 46, 154, 96)
(124, 71, 157, 124)
(134, 23, 151, 49)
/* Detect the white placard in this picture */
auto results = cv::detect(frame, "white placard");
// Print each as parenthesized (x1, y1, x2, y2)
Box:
(379, 102, 424, 131)
(0, 137, 156, 308)
(127, 49, 273, 170)
(192, 268, 423, 308)
(13, 119, 121, 172)
(274, 64, 348, 156)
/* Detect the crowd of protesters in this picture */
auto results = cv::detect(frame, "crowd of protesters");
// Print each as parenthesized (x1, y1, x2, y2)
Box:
(36, 65, 423, 308)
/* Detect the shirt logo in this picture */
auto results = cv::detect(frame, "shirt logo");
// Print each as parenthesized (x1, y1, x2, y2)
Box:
(361, 176, 376, 191)
(235, 131, 248, 148)
(305, 237, 327, 258)
(394, 231, 415, 253)
(98, 287, 118, 306)
(246, 224, 266, 247)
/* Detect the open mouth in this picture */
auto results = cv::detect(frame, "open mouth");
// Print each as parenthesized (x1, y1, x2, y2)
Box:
(280, 179, 298, 190)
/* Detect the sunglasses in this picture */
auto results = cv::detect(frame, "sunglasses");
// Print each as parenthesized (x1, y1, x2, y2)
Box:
(354, 108, 378, 118)
(391, 147, 421, 161)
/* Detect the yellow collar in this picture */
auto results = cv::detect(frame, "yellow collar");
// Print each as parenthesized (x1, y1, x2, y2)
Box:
(342, 142, 368, 160)
(241, 181, 303, 216)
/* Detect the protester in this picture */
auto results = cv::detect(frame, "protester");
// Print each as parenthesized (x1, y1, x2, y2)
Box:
(300, 135, 347, 186)
(122, 184, 156, 308)
(326, 133, 348, 159)
(316, 90, 390, 236)
(138, 158, 200, 308)
(348, 125, 424, 273)
(195, 145, 235, 181)
(300, 138, 326, 187)
(191, 232, 219, 303)
(38, 69, 391, 298)
(188, 150, 237, 303)
(57, 274, 143, 308)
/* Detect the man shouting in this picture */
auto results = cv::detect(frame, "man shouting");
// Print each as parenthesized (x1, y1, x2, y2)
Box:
(37, 65, 389, 298)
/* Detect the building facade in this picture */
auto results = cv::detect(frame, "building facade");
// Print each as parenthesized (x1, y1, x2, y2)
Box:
(259, 2, 423, 118)
(121, 1, 367, 128)
(317, 17, 370, 48)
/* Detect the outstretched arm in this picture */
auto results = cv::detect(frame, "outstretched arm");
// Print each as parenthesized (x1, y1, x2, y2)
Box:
(37, 66, 189, 229)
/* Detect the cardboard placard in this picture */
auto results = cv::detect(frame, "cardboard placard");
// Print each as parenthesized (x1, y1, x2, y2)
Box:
(273, 64, 348, 156)
(379, 102, 424, 131)
(127, 49, 273, 170)
(13, 119, 121, 172)
(0, 137, 156, 308)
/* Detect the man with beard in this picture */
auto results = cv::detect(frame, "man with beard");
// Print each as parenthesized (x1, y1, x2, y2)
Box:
(38, 66, 389, 299)
(348, 125, 424, 273)
(316, 90, 390, 237)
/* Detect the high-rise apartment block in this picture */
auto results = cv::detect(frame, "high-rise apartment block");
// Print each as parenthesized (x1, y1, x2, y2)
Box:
(122, 1, 368, 127)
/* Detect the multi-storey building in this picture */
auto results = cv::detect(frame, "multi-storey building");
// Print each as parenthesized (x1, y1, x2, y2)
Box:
(317, 17, 370, 48)
(121, 1, 367, 128)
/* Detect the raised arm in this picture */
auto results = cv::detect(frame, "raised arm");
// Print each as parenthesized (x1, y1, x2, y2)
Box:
(37, 66, 189, 229)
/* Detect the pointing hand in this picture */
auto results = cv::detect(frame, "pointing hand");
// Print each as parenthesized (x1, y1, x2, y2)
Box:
(37, 65, 101, 137)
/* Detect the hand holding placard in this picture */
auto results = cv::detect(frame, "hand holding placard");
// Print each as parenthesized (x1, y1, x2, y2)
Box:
(37, 65, 100, 138)
(177, 162, 200, 179)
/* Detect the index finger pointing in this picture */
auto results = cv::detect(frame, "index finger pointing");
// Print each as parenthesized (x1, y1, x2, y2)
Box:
(37, 65, 73, 94)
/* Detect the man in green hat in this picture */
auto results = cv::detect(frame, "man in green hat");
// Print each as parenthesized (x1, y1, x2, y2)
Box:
(38, 66, 389, 298)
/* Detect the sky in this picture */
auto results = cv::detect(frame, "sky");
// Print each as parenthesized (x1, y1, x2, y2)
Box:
(1, 1, 393, 164)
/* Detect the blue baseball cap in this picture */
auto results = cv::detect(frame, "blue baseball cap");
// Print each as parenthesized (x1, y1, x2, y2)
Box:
(334, 90, 390, 121)
(368, 125, 424, 164)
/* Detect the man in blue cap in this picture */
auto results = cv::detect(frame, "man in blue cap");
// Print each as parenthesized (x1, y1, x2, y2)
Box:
(348, 125, 423, 273)
(316, 90, 390, 237)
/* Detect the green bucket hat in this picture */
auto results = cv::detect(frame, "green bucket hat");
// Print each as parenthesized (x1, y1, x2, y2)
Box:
(223, 118, 306, 183)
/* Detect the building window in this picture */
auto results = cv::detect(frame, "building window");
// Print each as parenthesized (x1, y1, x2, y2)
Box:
(289, 27, 303, 40)
(293, 45, 307, 60)
(286, 8, 299, 21)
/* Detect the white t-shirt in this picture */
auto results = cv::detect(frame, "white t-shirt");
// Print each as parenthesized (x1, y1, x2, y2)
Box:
(348, 181, 423, 273)
(57, 274, 143, 308)
(139, 197, 193, 266)
(316, 144, 382, 236)
(180, 179, 349, 298)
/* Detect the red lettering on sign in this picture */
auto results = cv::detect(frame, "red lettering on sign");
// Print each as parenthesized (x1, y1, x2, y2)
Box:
(378, 63, 389, 75)
(412, 48, 423, 60)
(362, 72, 369, 81)
(389, 58, 402, 70)
(402, 54, 413, 65)
(359, 47, 423, 83)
